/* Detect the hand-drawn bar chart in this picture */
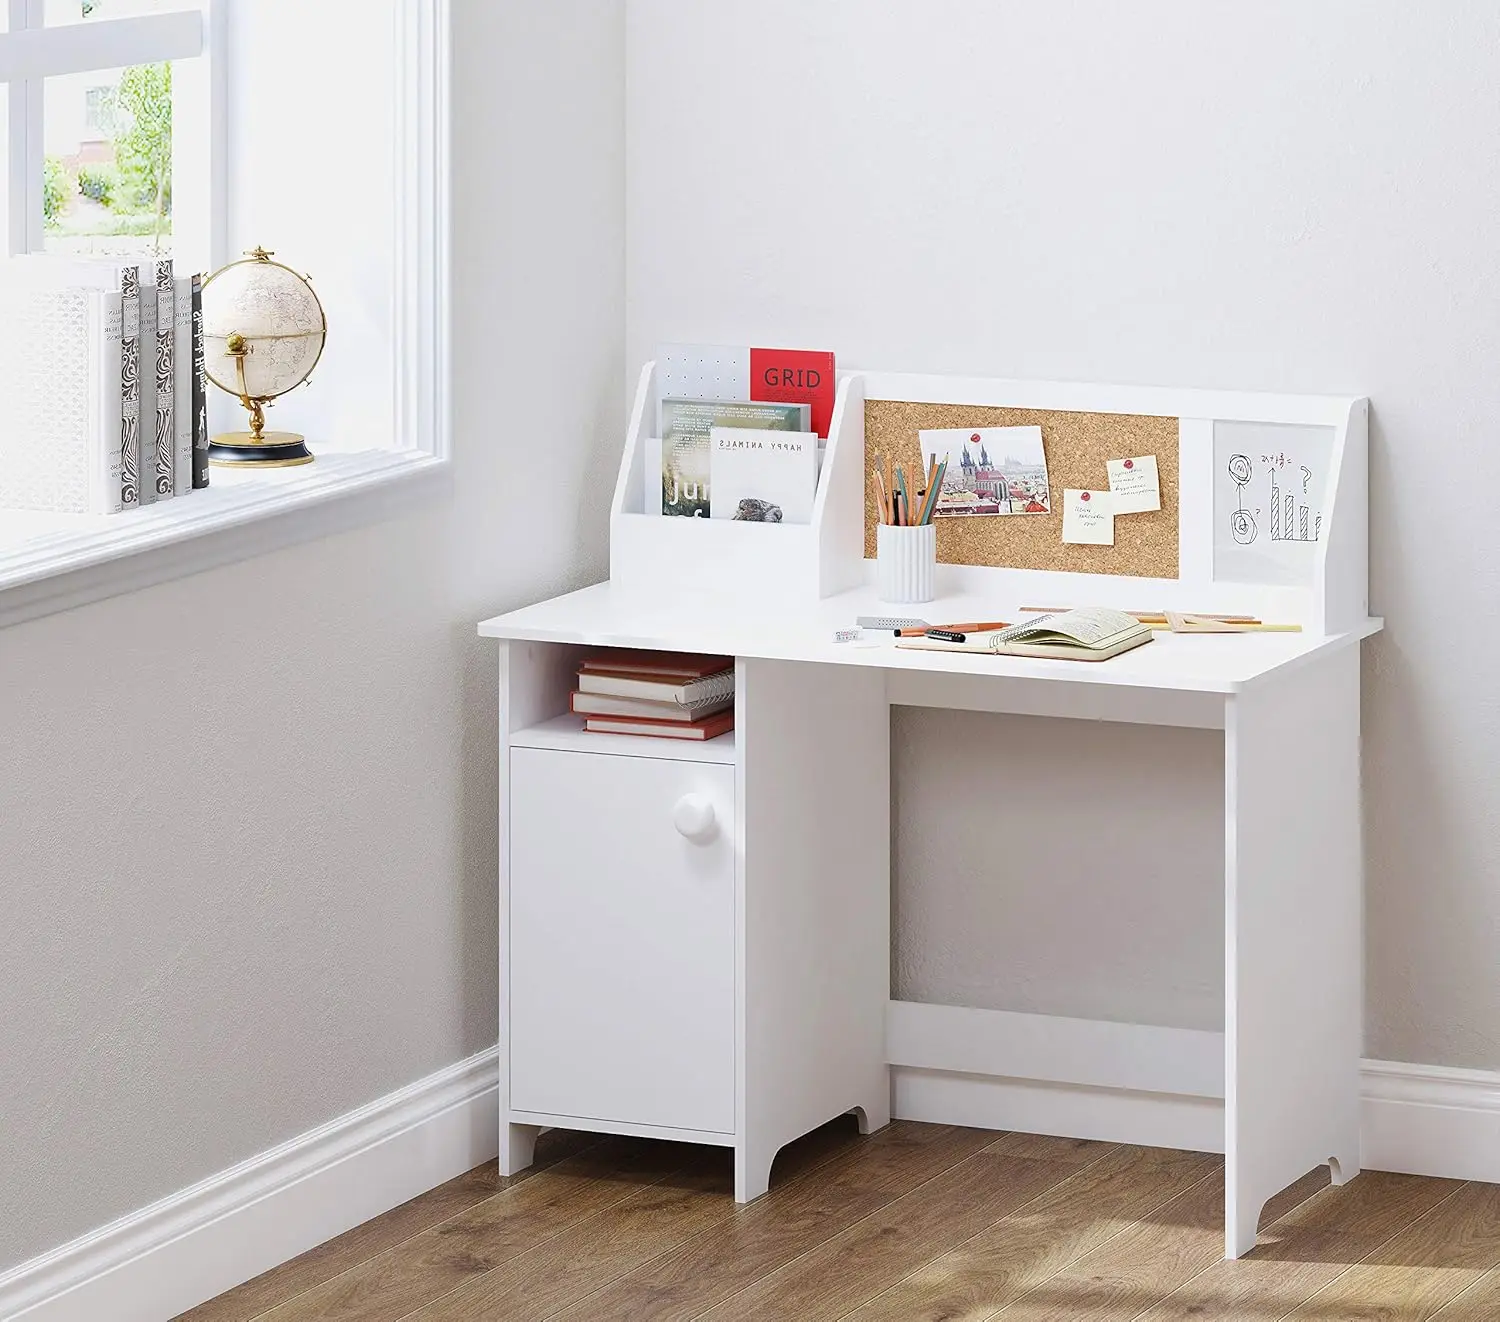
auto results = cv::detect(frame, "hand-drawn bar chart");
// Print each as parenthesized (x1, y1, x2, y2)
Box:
(1270, 472, 1321, 543)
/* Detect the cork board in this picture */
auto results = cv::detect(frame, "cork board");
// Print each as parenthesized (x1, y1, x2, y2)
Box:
(864, 401, 1180, 578)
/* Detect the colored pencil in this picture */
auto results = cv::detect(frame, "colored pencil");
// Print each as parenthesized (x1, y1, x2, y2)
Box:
(896, 620, 1009, 637)
(1019, 606, 1260, 623)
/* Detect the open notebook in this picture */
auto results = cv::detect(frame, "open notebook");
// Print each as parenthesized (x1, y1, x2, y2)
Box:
(897, 607, 1154, 662)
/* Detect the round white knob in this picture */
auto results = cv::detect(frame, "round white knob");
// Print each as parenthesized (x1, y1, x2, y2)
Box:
(673, 793, 717, 842)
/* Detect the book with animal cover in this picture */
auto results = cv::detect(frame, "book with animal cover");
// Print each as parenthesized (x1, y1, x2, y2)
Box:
(709, 425, 817, 523)
(570, 690, 734, 722)
(191, 273, 209, 488)
(658, 398, 809, 517)
(897, 608, 1154, 662)
(577, 667, 736, 706)
(584, 709, 735, 742)
(657, 343, 837, 438)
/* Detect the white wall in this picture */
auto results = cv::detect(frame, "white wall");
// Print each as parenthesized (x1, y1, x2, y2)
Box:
(0, 0, 624, 1273)
(626, 0, 1500, 1067)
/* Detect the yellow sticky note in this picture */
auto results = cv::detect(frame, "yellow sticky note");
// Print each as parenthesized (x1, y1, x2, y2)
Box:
(1062, 489, 1115, 545)
(1106, 455, 1161, 514)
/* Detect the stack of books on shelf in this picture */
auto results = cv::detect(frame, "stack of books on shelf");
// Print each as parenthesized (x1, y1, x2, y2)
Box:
(0, 254, 208, 517)
(649, 342, 835, 523)
(571, 650, 736, 742)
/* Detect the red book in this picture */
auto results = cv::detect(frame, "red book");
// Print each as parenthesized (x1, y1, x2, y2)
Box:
(659, 344, 837, 439)
(584, 709, 735, 741)
(578, 650, 733, 680)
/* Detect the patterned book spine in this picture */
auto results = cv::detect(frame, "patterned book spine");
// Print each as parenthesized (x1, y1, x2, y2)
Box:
(153, 259, 175, 500)
(136, 272, 157, 504)
(173, 275, 193, 496)
(191, 273, 209, 488)
(93, 292, 125, 514)
(119, 266, 142, 508)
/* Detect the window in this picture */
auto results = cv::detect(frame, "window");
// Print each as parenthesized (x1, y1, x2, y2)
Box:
(2, 0, 208, 261)
(0, 0, 450, 629)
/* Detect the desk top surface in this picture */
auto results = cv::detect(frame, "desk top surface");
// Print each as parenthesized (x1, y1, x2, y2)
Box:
(478, 582, 1382, 695)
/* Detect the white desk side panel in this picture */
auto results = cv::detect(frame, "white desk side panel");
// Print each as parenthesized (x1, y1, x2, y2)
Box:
(1223, 644, 1362, 1258)
(497, 639, 590, 1174)
(1315, 399, 1371, 635)
(734, 657, 890, 1200)
(815, 372, 867, 597)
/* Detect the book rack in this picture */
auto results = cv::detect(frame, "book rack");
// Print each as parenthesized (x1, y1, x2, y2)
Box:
(611, 363, 1369, 634)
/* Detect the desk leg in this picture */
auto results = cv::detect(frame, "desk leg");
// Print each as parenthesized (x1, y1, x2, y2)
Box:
(734, 658, 891, 1201)
(1224, 647, 1362, 1258)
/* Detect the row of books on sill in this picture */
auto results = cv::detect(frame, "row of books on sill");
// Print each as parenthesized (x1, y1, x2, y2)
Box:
(648, 342, 835, 524)
(0, 255, 210, 518)
(571, 651, 736, 742)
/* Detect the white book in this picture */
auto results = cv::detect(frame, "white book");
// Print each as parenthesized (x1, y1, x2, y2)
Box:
(707, 426, 817, 523)
(173, 275, 194, 496)
(0, 284, 124, 515)
(4, 255, 140, 509)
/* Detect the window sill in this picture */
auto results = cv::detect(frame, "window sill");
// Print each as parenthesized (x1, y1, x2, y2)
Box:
(0, 448, 449, 629)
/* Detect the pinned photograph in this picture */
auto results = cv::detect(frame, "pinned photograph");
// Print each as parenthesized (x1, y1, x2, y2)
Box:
(917, 425, 1051, 516)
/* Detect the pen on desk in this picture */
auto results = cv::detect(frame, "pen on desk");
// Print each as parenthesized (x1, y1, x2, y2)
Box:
(896, 620, 1010, 637)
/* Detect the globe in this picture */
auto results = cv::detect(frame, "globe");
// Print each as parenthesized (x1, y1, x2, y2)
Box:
(200, 247, 327, 467)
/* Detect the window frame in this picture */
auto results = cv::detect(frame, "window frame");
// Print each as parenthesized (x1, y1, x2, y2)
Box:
(0, 0, 451, 629)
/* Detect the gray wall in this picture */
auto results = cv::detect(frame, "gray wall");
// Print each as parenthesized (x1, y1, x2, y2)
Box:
(0, 0, 625, 1273)
(626, 0, 1500, 1067)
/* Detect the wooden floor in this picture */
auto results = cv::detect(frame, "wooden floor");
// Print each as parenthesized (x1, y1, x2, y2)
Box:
(179, 1119, 1500, 1322)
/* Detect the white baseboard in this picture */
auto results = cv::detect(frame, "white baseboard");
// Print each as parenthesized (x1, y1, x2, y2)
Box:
(0, 1049, 499, 1322)
(1360, 1059, 1500, 1184)
(894, 1053, 1500, 1188)
(3, 1039, 1495, 1322)
(893, 1067, 1227, 1152)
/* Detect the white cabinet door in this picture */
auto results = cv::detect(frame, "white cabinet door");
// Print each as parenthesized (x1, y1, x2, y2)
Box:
(508, 748, 735, 1134)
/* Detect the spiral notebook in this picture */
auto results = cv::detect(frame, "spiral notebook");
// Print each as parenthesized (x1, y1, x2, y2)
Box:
(897, 608, 1153, 662)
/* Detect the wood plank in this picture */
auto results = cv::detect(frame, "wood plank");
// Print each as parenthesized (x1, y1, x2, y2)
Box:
(252, 1137, 691, 1322)
(400, 1148, 736, 1320)
(394, 1119, 865, 1321)
(1139, 1171, 1465, 1322)
(1285, 1181, 1500, 1321)
(843, 1144, 1218, 1322)
(551, 1121, 1004, 1322)
(991, 1164, 1328, 1321)
(1430, 1264, 1500, 1320)
(171, 1132, 598, 1322)
(696, 1132, 1114, 1322)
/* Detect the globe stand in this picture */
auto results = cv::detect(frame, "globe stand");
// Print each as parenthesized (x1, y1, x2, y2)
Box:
(208, 336, 315, 468)
(207, 431, 314, 468)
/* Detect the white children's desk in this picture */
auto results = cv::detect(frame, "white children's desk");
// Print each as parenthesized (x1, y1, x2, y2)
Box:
(479, 368, 1379, 1260)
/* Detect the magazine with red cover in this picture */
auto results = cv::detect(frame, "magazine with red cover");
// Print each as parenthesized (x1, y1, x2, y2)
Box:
(658, 343, 837, 439)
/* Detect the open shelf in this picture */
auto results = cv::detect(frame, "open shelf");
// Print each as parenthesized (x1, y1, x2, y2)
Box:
(509, 714, 737, 765)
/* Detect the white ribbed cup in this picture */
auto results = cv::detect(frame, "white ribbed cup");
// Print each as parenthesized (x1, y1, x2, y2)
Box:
(876, 523, 936, 603)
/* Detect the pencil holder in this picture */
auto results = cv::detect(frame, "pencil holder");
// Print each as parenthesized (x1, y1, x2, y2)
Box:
(876, 522, 936, 603)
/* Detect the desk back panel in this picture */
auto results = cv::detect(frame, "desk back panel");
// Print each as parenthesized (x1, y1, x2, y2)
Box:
(863, 401, 1180, 579)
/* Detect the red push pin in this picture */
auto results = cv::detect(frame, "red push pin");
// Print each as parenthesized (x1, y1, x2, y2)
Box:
(1081, 491, 1091, 501)
(1124, 459, 1134, 469)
